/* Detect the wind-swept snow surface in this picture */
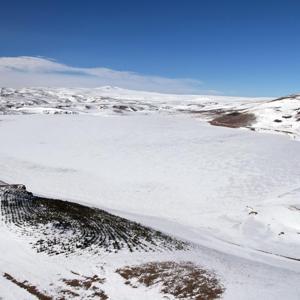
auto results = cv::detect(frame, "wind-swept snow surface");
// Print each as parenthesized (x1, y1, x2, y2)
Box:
(0, 113, 300, 299)
(0, 113, 300, 257)
(0, 87, 300, 299)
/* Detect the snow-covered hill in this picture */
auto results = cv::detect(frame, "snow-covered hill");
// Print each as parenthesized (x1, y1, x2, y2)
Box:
(248, 94, 300, 137)
(0, 86, 266, 115)
(1, 86, 300, 139)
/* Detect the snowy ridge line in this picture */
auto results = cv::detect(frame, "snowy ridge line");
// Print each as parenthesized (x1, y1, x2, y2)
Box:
(0, 180, 7, 186)
(0, 86, 263, 116)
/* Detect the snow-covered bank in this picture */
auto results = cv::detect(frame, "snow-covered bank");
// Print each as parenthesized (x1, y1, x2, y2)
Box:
(1, 221, 300, 300)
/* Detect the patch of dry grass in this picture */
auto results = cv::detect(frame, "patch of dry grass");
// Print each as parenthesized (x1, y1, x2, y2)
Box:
(3, 273, 52, 300)
(3, 272, 108, 300)
(210, 112, 256, 128)
(116, 261, 225, 300)
(62, 274, 108, 299)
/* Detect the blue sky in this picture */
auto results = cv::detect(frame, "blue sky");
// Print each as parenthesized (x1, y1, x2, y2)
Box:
(1, 0, 300, 96)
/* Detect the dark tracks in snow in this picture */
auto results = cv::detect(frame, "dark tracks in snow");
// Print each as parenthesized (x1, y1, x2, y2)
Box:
(0, 185, 188, 256)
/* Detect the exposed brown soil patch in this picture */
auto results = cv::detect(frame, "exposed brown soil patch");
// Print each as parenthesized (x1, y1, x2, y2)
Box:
(63, 274, 105, 289)
(116, 261, 225, 300)
(3, 273, 52, 300)
(59, 289, 80, 297)
(209, 112, 256, 128)
(3, 272, 109, 300)
(61, 274, 108, 299)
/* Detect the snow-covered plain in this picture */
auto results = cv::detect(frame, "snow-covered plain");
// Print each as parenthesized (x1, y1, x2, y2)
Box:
(0, 87, 300, 299)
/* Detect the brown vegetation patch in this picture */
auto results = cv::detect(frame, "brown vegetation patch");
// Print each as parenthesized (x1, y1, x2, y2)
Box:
(61, 274, 108, 299)
(59, 289, 80, 297)
(209, 112, 256, 128)
(63, 274, 105, 290)
(3, 271, 109, 299)
(3, 273, 52, 300)
(116, 261, 225, 300)
(90, 290, 109, 299)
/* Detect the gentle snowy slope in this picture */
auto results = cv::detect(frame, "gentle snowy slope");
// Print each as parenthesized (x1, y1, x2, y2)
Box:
(248, 94, 300, 137)
(1, 88, 300, 299)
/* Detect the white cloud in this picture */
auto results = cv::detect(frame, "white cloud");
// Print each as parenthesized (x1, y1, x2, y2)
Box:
(0, 56, 218, 94)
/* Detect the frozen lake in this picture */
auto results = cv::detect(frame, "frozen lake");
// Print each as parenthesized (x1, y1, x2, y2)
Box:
(0, 114, 300, 259)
